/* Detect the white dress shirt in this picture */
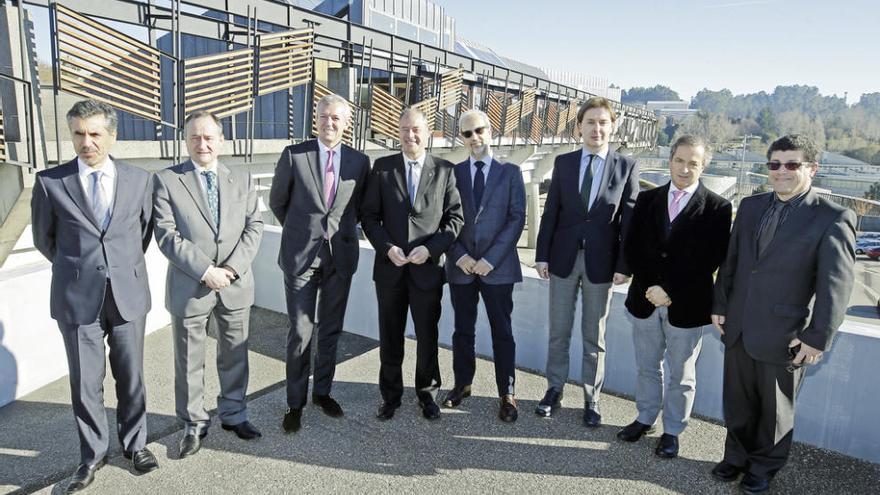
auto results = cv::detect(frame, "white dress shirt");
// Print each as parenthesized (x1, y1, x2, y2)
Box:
(578, 148, 608, 210)
(77, 157, 116, 218)
(404, 152, 426, 200)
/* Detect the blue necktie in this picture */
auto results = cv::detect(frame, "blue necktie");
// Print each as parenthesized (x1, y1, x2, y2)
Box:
(407, 161, 419, 206)
(202, 170, 219, 227)
(473, 160, 485, 207)
(90, 170, 110, 230)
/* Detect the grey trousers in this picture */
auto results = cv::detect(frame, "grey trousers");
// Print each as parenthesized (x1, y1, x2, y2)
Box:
(628, 306, 704, 436)
(59, 284, 147, 465)
(546, 252, 613, 406)
(172, 300, 250, 432)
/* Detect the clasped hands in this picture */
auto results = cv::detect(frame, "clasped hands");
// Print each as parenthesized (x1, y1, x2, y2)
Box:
(202, 265, 237, 291)
(387, 245, 429, 267)
(456, 254, 493, 276)
(645, 285, 671, 308)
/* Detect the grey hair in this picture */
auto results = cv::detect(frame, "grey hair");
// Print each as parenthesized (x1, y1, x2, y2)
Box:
(66, 99, 118, 133)
(669, 134, 713, 166)
(400, 106, 429, 126)
(316, 94, 351, 119)
(458, 109, 491, 131)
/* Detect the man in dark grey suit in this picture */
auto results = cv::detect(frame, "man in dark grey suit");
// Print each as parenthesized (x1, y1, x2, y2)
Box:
(710, 134, 855, 493)
(153, 111, 264, 458)
(31, 100, 159, 493)
(441, 109, 525, 422)
(362, 107, 463, 421)
(534, 97, 639, 427)
(269, 95, 369, 433)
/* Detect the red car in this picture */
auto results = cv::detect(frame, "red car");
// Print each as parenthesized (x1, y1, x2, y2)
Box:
(867, 247, 880, 260)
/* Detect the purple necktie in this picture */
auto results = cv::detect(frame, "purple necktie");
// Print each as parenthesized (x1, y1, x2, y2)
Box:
(669, 189, 686, 222)
(324, 149, 336, 208)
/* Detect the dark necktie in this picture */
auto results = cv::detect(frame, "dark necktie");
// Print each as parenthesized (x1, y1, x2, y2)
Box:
(407, 161, 419, 206)
(473, 160, 485, 207)
(581, 154, 595, 210)
(202, 170, 219, 227)
(757, 199, 784, 256)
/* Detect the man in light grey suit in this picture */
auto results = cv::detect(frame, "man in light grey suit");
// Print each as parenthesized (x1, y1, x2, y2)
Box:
(31, 100, 159, 493)
(442, 109, 525, 422)
(710, 134, 855, 493)
(153, 111, 264, 458)
(269, 94, 370, 433)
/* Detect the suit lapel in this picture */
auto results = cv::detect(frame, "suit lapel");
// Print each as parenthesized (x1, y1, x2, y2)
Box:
(589, 151, 616, 215)
(456, 161, 476, 221)
(179, 160, 217, 233)
(760, 190, 819, 262)
(61, 161, 102, 231)
(217, 162, 233, 233)
(414, 155, 436, 213)
(306, 142, 326, 212)
(393, 154, 410, 207)
(105, 161, 130, 231)
(475, 159, 504, 220)
(652, 183, 671, 233)
(670, 183, 706, 233)
(562, 153, 587, 216)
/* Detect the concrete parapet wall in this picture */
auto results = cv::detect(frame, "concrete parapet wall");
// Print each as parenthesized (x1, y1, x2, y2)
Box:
(250, 227, 880, 464)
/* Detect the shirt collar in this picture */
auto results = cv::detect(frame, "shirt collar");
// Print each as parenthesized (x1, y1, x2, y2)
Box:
(581, 147, 608, 163)
(191, 160, 218, 175)
(78, 157, 116, 179)
(669, 181, 699, 196)
(318, 139, 342, 158)
(469, 151, 493, 168)
(774, 188, 809, 206)
(403, 152, 426, 168)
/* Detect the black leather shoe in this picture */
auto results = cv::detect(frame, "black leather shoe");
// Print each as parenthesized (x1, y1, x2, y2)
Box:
(419, 398, 441, 420)
(376, 402, 399, 421)
(124, 448, 159, 473)
(583, 405, 602, 428)
(655, 433, 679, 458)
(711, 460, 745, 482)
(283, 408, 302, 433)
(616, 420, 655, 442)
(178, 431, 207, 459)
(64, 457, 107, 493)
(498, 395, 518, 423)
(442, 385, 472, 408)
(740, 472, 771, 493)
(313, 394, 344, 418)
(222, 421, 262, 440)
(535, 388, 563, 417)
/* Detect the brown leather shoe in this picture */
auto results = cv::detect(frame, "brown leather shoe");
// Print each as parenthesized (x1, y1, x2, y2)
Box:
(499, 395, 518, 423)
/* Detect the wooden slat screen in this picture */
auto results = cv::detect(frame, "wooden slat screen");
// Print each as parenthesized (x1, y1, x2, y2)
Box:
(503, 88, 536, 134)
(411, 96, 438, 129)
(529, 103, 544, 143)
(184, 48, 254, 119)
(369, 86, 404, 141)
(55, 3, 162, 122)
(436, 69, 463, 110)
(311, 82, 356, 146)
(257, 28, 314, 96)
(486, 91, 508, 133)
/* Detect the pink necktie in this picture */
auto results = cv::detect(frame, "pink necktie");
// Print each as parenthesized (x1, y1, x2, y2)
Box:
(324, 149, 336, 207)
(669, 189, 685, 221)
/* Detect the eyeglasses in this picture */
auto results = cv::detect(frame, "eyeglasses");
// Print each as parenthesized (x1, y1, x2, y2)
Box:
(460, 127, 486, 139)
(766, 161, 809, 171)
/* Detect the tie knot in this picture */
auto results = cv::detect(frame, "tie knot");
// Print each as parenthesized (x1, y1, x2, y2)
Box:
(202, 170, 216, 182)
(672, 190, 685, 201)
(409, 161, 419, 168)
(474, 160, 485, 170)
(91, 170, 103, 182)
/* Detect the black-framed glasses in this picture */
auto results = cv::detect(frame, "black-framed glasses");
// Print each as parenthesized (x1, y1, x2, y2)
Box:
(766, 161, 809, 171)
(461, 126, 486, 139)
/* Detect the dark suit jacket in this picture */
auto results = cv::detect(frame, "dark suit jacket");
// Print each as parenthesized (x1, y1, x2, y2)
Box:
(445, 158, 526, 286)
(361, 152, 464, 291)
(269, 140, 370, 277)
(31, 158, 153, 325)
(153, 160, 264, 317)
(624, 182, 732, 328)
(535, 148, 639, 282)
(712, 189, 856, 364)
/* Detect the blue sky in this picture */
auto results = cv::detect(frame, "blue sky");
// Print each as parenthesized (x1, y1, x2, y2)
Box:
(436, 0, 878, 103)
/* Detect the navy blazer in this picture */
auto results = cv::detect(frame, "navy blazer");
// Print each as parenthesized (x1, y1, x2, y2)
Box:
(31, 158, 153, 325)
(445, 158, 526, 285)
(624, 182, 732, 328)
(535, 148, 639, 283)
(712, 190, 856, 364)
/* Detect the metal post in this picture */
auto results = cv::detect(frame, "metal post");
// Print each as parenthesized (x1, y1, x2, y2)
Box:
(362, 39, 375, 152)
(404, 50, 413, 105)
(513, 73, 524, 147)
(497, 69, 510, 148)
(48, 1, 61, 166)
(247, 8, 256, 163)
(173, 0, 181, 165)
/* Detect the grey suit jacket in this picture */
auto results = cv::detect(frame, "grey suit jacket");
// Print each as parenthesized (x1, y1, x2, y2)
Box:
(445, 158, 525, 285)
(712, 190, 856, 364)
(31, 158, 153, 325)
(535, 149, 639, 282)
(269, 140, 369, 277)
(152, 160, 264, 317)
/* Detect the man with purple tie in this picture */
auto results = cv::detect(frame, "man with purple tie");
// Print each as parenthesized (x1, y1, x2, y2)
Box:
(618, 135, 731, 458)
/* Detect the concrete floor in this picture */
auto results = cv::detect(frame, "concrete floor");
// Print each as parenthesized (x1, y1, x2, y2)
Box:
(1, 308, 878, 494)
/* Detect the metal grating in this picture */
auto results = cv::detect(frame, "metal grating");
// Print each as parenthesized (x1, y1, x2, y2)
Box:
(184, 48, 254, 118)
(0, 107, 5, 162)
(369, 85, 404, 141)
(257, 28, 314, 96)
(54, 3, 162, 122)
(311, 82, 356, 146)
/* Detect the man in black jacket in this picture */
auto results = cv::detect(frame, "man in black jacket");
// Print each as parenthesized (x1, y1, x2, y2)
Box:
(619, 135, 732, 459)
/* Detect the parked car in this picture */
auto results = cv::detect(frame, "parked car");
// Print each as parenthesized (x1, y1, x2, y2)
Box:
(856, 240, 880, 255)
(866, 247, 880, 260)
